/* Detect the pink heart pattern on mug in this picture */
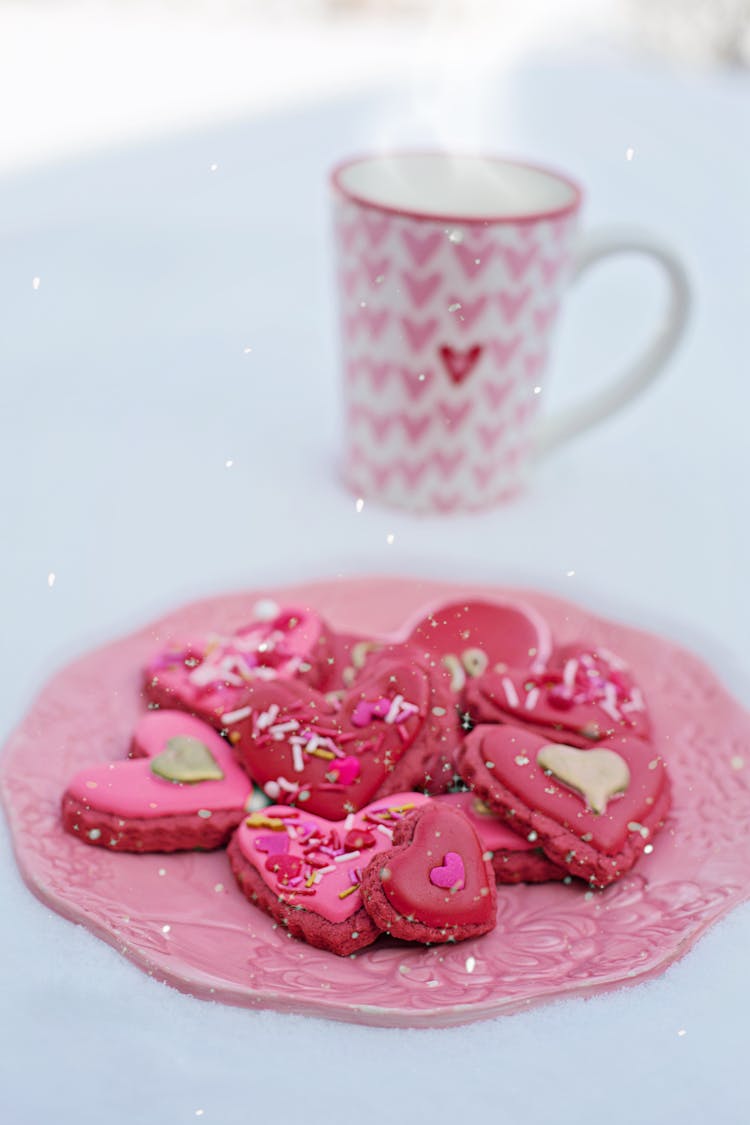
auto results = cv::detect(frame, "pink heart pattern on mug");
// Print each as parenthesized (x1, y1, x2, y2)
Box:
(335, 197, 575, 512)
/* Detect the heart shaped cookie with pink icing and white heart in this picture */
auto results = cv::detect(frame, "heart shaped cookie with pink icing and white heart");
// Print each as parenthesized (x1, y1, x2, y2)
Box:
(456, 724, 670, 887)
(227, 791, 432, 955)
(359, 803, 497, 943)
(62, 710, 252, 852)
(223, 646, 459, 820)
(464, 643, 651, 747)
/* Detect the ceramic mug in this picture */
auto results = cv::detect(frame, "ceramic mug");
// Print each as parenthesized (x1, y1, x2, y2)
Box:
(331, 151, 690, 513)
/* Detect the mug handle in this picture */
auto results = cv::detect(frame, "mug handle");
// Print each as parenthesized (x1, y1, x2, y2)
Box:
(535, 229, 691, 456)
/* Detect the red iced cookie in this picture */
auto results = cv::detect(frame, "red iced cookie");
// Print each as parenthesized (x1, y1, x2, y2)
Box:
(143, 604, 333, 726)
(61, 710, 252, 852)
(355, 640, 462, 793)
(435, 792, 565, 884)
(227, 791, 431, 955)
(456, 724, 670, 888)
(359, 804, 497, 944)
(464, 643, 651, 748)
(404, 598, 552, 698)
(224, 646, 459, 820)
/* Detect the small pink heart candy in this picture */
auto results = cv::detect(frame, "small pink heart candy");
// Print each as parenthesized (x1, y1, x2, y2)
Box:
(351, 701, 374, 727)
(254, 834, 289, 856)
(333, 756, 361, 785)
(429, 851, 466, 890)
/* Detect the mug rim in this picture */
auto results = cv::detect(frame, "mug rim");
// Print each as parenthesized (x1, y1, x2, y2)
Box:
(331, 149, 583, 226)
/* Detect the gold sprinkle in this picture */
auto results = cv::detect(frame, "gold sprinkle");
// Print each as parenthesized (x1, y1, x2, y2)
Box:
(309, 747, 336, 761)
(461, 648, 488, 677)
(731, 756, 744, 771)
(244, 813, 287, 830)
(351, 640, 378, 669)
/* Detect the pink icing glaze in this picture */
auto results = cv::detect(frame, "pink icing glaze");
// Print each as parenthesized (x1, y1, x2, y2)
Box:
(435, 791, 538, 852)
(235, 792, 430, 923)
(66, 711, 252, 819)
(471, 726, 668, 855)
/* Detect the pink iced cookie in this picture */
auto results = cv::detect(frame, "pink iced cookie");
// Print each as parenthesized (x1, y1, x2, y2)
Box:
(143, 605, 332, 726)
(435, 792, 565, 884)
(350, 639, 462, 793)
(226, 645, 460, 821)
(456, 724, 670, 888)
(404, 598, 552, 698)
(465, 643, 651, 748)
(359, 804, 497, 945)
(62, 710, 252, 852)
(227, 791, 431, 955)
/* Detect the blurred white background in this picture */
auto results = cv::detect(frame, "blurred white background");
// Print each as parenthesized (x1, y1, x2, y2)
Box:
(1, 0, 748, 174)
(1, 5, 750, 1125)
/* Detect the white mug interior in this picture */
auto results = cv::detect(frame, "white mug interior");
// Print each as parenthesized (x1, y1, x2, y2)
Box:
(334, 152, 580, 221)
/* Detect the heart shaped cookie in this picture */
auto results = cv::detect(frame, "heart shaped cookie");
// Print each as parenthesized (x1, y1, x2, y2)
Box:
(227, 791, 431, 955)
(224, 646, 460, 820)
(404, 598, 552, 698)
(359, 804, 497, 943)
(435, 792, 564, 884)
(62, 710, 252, 852)
(143, 604, 333, 725)
(456, 724, 670, 887)
(464, 643, 651, 747)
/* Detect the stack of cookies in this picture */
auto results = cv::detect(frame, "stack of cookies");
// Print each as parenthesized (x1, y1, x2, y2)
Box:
(62, 598, 670, 955)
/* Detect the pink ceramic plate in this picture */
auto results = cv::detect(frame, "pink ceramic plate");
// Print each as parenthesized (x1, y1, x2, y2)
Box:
(2, 578, 750, 1028)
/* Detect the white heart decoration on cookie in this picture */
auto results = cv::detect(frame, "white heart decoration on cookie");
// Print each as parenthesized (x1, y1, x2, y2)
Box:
(150, 736, 225, 783)
(537, 744, 630, 815)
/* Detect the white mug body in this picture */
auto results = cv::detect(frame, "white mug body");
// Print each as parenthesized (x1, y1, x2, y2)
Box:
(332, 151, 582, 513)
